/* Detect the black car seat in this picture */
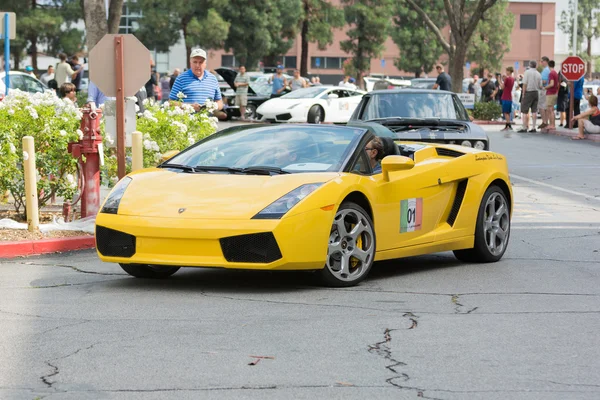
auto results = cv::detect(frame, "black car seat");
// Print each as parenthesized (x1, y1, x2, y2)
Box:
(379, 137, 401, 157)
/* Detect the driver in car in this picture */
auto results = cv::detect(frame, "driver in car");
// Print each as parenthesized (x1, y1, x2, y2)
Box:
(366, 137, 384, 174)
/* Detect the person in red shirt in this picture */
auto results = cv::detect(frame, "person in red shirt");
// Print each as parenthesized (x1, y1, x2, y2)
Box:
(543, 60, 559, 130)
(501, 66, 515, 131)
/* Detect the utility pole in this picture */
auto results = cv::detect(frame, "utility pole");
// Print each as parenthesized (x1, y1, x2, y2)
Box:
(572, 0, 578, 55)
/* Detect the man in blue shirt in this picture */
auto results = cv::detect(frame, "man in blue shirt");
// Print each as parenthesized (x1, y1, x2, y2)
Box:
(269, 65, 288, 98)
(169, 48, 223, 112)
(571, 76, 584, 128)
(86, 81, 109, 109)
(538, 56, 550, 129)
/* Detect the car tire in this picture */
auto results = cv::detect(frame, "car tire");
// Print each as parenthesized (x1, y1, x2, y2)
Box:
(318, 202, 376, 287)
(119, 263, 180, 279)
(245, 104, 257, 119)
(307, 105, 324, 124)
(453, 185, 510, 263)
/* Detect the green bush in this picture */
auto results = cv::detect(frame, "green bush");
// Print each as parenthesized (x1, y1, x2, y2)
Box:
(473, 101, 502, 121)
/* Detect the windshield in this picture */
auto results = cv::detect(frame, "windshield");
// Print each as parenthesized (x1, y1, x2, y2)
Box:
(281, 87, 329, 99)
(360, 92, 466, 120)
(250, 82, 272, 96)
(166, 125, 365, 173)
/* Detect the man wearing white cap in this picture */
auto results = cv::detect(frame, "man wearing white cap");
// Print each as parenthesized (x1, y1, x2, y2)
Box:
(169, 48, 223, 112)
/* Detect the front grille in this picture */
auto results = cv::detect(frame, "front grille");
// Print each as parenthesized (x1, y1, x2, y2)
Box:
(96, 225, 136, 257)
(256, 113, 263, 119)
(220, 232, 282, 263)
(447, 180, 468, 226)
(276, 113, 292, 121)
(437, 148, 465, 158)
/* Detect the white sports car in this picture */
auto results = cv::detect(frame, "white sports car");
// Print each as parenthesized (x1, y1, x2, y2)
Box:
(256, 86, 366, 124)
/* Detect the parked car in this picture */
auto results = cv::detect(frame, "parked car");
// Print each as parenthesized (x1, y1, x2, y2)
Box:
(410, 78, 437, 89)
(256, 85, 366, 124)
(0, 71, 50, 98)
(349, 89, 489, 150)
(363, 75, 411, 92)
(216, 67, 278, 120)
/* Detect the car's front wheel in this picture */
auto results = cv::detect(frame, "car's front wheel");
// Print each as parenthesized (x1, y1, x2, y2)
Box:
(245, 104, 257, 119)
(119, 263, 180, 279)
(318, 202, 376, 287)
(453, 185, 510, 262)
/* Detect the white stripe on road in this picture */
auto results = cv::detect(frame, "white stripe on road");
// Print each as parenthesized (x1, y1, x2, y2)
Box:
(510, 173, 600, 202)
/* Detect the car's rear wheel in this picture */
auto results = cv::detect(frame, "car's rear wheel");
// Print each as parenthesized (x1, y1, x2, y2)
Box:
(245, 104, 257, 119)
(307, 105, 324, 124)
(119, 263, 180, 279)
(453, 185, 510, 262)
(318, 202, 376, 287)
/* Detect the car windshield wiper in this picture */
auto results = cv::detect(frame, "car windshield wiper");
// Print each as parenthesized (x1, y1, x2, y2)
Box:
(241, 166, 291, 175)
(159, 163, 198, 172)
(194, 166, 245, 174)
(367, 117, 441, 126)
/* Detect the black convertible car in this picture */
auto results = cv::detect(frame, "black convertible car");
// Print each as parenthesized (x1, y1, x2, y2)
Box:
(349, 89, 489, 150)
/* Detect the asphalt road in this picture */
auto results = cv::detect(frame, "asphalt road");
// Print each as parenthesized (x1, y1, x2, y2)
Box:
(1, 125, 599, 400)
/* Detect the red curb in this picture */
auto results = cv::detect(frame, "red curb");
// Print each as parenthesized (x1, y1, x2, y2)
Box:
(0, 236, 96, 259)
(544, 127, 600, 142)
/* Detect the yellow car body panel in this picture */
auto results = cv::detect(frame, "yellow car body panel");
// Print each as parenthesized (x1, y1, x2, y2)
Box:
(96, 142, 512, 272)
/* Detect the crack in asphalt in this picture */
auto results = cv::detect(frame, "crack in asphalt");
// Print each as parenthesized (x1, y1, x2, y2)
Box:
(19, 262, 126, 276)
(451, 295, 478, 315)
(40, 342, 100, 389)
(366, 314, 446, 398)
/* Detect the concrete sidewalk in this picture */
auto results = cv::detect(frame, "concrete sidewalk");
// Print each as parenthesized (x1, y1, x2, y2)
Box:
(477, 119, 600, 142)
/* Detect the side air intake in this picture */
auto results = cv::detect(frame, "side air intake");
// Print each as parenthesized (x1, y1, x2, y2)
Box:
(447, 180, 468, 226)
(436, 148, 465, 158)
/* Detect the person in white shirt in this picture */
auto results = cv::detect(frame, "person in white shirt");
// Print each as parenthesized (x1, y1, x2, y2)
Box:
(39, 65, 54, 86)
(55, 53, 84, 86)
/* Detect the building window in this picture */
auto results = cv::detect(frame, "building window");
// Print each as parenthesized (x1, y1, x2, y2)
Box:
(283, 56, 297, 69)
(311, 57, 324, 69)
(326, 57, 342, 69)
(221, 55, 239, 68)
(520, 14, 537, 30)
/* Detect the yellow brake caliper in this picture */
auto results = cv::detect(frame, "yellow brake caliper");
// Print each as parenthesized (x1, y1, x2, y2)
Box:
(351, 224, 362, 268)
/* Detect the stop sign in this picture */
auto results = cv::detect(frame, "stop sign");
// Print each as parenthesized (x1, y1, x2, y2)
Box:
(89, 34, 151, 97)
(561, 56, 586, 81)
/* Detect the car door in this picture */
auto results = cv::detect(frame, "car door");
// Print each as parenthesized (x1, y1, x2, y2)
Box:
(323, 89, 345, 122)
(371, 157, 453, 251)
(21, 75, 45, 93)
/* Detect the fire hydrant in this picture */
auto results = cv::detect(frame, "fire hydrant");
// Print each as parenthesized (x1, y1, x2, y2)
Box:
(68, 107, 103, 218)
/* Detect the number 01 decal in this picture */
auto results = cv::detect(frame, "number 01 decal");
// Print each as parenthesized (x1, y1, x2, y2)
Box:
(400, 198, 423, 233)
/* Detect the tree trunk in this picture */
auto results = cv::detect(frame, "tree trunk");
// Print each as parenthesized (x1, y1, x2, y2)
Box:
(300, 12, 309, 77)
(182, 21, 191, 69)
(448, 45, 466, 93)
(82, 0, 108, 50)
(30, 35, 38, 71)
(107, 0, 124, 34)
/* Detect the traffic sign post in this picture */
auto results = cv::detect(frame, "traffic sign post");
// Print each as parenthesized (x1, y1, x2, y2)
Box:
(562, 56, 586, 129)
(0, 12, 16, 96)
(89, 34, 150, 179)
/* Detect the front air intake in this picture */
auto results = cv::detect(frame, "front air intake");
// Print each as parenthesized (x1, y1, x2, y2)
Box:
(436, 148, 465, 158)
(220, 232, 282, 263)
(96, 225, 136, 257)
(447, 180, 468, 226)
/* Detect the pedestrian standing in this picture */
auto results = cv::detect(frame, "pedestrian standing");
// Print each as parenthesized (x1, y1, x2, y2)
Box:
(518, 60, 543, 133)
(69, 56, 83, 93)
(570, 76, 584, 128)
(432, 65, 452, 91)
(269, 65, 288, 98)
(234, 65, 250, 119)
(501, 67, 515, 131)
(290, 69, 307, 91)
(557, 74, 569, 127)
(55, 53, 84, 86)
(169, 68, 180, 90)
(538, 56, 550, 129)
(39, 65, 54, 86)
(543, 60, 559, 130)
(169, 48, 224, 113)
(480, 73, 496, 102)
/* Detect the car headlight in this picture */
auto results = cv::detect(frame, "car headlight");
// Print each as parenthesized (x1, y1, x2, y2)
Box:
(474, 141, 486, 150)
(461, 140, 472, 148)
(253, 183, 323, 219)
(287, 103, 301, 109)
(101, 177, 132, 214)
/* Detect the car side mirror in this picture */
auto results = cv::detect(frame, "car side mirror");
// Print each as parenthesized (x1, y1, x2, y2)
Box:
(381, 155, 415, 181)
(328, 93, 339, 99)
(161, 150, 180, 163)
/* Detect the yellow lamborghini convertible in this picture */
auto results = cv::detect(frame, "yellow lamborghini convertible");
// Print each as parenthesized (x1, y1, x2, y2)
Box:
(96, 123, 512, 287)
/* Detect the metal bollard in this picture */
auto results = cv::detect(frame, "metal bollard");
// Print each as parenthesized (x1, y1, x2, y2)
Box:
(22, 136, 39, 232)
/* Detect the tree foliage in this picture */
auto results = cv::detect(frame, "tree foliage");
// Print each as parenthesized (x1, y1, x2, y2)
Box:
(467, 1, 514, 76)
(559, 0, 600, 77)
(340, 0, 394, 89)
(405, 0, 499, 92)
(223, 0, 302, 70)
(391, 0, 445, 78)
(0, 0, 84, 70)
(132, 0, 230, 65)
(299, 0, 345, 76)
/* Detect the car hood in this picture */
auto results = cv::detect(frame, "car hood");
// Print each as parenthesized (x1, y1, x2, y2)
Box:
(116, 169, 338, 219)
(257, 98, 314, 112)
(215, 68, 256, 95)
